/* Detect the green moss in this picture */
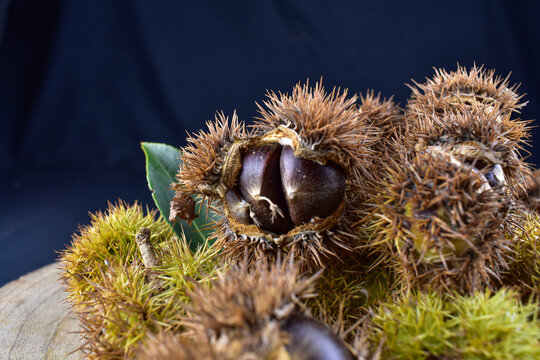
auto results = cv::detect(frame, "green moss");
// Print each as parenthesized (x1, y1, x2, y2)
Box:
(370, 291, 452, 359)
(449, 291, 539, 359)
(60, 201, 219, 359)
(369, 290, 540, 360)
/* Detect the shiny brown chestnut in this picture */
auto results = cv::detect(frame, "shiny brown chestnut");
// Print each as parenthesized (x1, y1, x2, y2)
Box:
(237, 144, 295, 234)
(280, 146, 346, 227)
(231, 144, 346, 235)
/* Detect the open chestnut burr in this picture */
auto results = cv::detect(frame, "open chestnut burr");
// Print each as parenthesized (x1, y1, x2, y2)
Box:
(170, 81, 398, 270)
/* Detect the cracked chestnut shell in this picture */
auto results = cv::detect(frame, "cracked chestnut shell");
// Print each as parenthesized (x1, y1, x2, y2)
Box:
(226, 144, 346, 235)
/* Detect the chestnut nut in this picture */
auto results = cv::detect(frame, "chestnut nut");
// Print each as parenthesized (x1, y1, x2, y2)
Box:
(282, 314, 353, 360)
(225, 144, 346, 235)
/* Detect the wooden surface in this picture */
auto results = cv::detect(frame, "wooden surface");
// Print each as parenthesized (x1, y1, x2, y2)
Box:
(0, 263, 84, 360)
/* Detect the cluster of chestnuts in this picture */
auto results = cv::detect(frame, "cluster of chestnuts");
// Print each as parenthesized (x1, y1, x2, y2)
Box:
(160, 66, 537, 358)
(60, 65, 540, 360)
(171, 66, 533, 282)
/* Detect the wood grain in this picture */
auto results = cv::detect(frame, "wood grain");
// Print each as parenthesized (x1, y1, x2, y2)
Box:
(0, 263, 84, 360)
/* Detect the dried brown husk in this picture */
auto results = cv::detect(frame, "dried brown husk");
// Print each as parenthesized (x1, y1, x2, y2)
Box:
(253, 80, 377, 179)
(362, 150, 519, 294)
(407, 64, 526, 117)
(174, 111, 251, 197)
(140, 332, 213, 360)
(408, 106, 531, 197)
(405, 66, 532, 199)
(358, 90, 406, 158)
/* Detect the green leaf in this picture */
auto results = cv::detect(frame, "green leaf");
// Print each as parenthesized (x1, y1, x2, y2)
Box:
(141, 142, 213, 252)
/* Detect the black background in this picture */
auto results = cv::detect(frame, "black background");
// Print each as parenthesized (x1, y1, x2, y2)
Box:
(1, 0, 539, 285)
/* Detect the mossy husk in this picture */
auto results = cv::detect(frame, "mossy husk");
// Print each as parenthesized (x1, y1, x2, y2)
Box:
(306, 260, 396, 337)
(61, 201, 219, 359)
(367, 289, 540, 360)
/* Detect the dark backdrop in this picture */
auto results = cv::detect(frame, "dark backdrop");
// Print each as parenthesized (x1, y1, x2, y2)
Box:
(1, 0, 539, 285)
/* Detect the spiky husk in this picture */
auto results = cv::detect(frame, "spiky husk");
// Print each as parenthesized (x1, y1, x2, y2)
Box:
(212, 191, 363, 272)
(366, 290, 540, 360)
(140, 324, 288, 360)
(177, 260, 320, 359)
(254, 80, 379, 182)
(186, 259, 317, 332)
(408, 64, 525, 117)
(221, 82, 392, 270)
(60, 201, 219, 359)
(61, 201, 171, 310)
(141, 333, 213, 360)
(362, 151, 518, 294)
(504, 210, 540, 299)
(407, 105, 529, 158)
(407, 106, 530, 195)
(405, 66, 532, 198)
(358, 90, 405, 157)
(173, 111, 249, 195)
